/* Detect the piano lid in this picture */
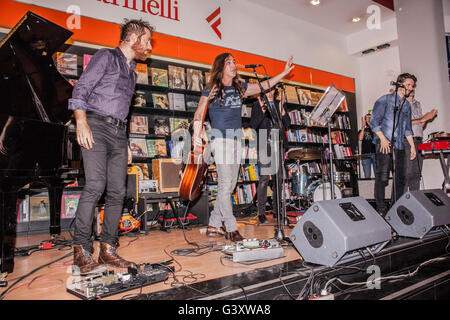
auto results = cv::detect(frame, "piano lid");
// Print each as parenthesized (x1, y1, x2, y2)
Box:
(0, 11, 74, 124)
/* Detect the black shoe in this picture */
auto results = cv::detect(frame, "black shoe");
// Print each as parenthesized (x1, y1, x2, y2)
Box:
(258, 214, 268, 224)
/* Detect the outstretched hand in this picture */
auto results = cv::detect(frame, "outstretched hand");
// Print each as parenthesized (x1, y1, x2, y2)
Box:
(284, 56, 294, 75)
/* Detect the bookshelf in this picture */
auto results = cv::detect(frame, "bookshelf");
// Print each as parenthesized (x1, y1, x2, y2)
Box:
(13, 40, 360, 233)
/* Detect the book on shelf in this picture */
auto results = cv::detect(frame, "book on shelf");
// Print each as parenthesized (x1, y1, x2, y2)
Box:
(242, 163, 260, 181)
(338, 97, 348, 112)
(129, 138, 148, 157)
(146, 139, 157, 158)
(169, 117, 189, 134)
(310, 91, 324, 106)
(134, 163, 150, 180)
(207, 170, 218, 183)
(154, 139, 168, 157)
(151, 67, 169, 87)
(186, 68, 204, 92)
(185, 94, 200, 112)
(168, 65, 186, 89)
(285, 85, 299, 104)
(129, 115, 149, 134)
(135, 63, 149, 85)
(61, 194, 80, 219)
(204, 72, 211, 85)
(83, 54, 93, 71)
(168, 92, 186, 111)
(56, 52, 78, 76)
(297, 88, 313, 106)
(152, 93, 169, 109)
(150, 116, 170, 136)
(29, 193, 50, 221)
(232, 183, 256, 205)
(133, 90, 148, 107)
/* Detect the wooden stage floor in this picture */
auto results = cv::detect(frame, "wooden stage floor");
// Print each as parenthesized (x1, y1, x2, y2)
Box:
(2, 217, 301, 300)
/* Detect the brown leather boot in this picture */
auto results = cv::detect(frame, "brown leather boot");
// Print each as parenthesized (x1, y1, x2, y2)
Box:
(72, 245, 105, 276)
(225, 230, 244, 242)
(98, 242, 136, 269)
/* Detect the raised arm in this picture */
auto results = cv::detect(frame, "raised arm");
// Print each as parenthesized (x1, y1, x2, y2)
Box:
(244, 56, 294, 97)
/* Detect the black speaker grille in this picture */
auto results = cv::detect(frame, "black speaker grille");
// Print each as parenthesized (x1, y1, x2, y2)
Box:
(303, 221, 323, 248)
(397, 205, 415, 226)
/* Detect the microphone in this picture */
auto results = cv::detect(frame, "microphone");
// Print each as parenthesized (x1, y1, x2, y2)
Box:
(244, 64, 262, 69)
(390, 81, 405, 88)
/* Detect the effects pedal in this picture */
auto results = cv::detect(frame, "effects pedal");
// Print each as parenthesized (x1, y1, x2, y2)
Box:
(222, 238, 284, 263)
(66, 261, 174, 300)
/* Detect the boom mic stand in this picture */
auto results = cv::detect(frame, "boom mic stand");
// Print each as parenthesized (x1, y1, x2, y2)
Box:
(389, 85, 408, 208)
(249, 66, 288, 241)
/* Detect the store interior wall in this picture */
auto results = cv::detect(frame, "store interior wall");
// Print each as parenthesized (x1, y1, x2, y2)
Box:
(353, 0, 450, 190)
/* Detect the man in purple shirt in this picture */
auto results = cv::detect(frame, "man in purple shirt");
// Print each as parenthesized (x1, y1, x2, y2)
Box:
(68, 19, 153, 275)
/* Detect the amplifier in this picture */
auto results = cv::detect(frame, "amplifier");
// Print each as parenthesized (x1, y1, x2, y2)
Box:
(152, 159, 182, 193)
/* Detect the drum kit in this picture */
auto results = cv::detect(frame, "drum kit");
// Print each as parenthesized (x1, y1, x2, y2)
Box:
(287, 147, 353, 210)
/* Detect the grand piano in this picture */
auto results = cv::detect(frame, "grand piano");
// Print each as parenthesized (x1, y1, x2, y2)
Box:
(0, 12, 81, 273)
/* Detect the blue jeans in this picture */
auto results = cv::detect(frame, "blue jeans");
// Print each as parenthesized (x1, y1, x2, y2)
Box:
(361, 153, 376, 179)
(73, 116, 128, 251)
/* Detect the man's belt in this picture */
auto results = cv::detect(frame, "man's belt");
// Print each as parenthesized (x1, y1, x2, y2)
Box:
(86, 111, 126, 128)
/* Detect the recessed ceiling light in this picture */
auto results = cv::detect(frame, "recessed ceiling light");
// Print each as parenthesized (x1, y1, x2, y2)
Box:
(352, 17, 361, 22)
(310, 0, 320, 6)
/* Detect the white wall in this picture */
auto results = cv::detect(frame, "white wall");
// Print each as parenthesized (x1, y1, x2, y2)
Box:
(15, 0, 358, 78)
(355, 46, 401, 120)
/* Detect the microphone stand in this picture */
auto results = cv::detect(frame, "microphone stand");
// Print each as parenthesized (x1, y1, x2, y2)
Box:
(390, 86, 407, 208)
(249, 66, 287, 241)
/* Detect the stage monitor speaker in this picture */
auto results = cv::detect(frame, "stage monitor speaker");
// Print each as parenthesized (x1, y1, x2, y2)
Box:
(289, 197, 392, 267)
(152, 159, 182, 193)
(385, 189, 450, 239)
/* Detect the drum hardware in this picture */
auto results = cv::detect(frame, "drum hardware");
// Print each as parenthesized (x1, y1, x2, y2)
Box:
(287, 148, 322, 161)
(306, 180, 343, 203)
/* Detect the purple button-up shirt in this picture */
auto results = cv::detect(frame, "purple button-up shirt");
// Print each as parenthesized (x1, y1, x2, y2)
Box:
(68, 47, 137, 122)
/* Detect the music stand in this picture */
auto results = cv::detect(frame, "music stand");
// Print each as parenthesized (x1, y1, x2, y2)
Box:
(309, 84, 346, 200)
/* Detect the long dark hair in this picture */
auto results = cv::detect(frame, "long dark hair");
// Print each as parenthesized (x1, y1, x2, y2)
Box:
(207, 53, 245, 103)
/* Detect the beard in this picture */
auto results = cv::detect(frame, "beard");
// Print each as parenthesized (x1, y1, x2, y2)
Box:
(132, 39, 149, 61)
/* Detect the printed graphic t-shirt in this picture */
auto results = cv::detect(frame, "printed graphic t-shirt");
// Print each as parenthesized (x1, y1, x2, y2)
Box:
(202, 82, 248, 139)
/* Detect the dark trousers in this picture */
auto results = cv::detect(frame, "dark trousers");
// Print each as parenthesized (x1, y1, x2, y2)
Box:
(257, 141, 283, 217)
(404, 137, 423, 191)
(374, 143, 406, 214)
(73, 116, 128, 251)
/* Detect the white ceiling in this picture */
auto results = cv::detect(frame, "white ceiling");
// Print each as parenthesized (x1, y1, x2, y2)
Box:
(245, 0, 396, 35)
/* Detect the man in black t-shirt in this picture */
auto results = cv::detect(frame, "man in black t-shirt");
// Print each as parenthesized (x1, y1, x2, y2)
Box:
(358, 112, 376, 179)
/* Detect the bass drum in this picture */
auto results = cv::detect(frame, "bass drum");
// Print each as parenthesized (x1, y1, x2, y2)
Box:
(307, 181, 342, 202)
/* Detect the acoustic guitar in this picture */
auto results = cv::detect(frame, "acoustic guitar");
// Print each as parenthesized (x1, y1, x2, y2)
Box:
(178, 89, 216, 201)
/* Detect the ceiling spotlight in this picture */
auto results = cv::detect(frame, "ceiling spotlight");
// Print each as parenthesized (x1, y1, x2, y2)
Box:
(352, 17, 361, 22)
(310, 0, 320, 6)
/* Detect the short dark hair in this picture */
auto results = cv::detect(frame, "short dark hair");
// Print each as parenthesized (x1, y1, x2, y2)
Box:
(397, 73, 417, 87)
(120, 19, 154, 43)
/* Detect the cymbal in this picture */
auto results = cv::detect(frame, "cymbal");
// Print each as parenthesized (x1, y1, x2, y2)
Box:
(345, 154, 371, 160)
(287, 148, 322, 161)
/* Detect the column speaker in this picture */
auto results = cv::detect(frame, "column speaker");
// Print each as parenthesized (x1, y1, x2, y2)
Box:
(385, 189, 450, 239)
(289, 197, 392, 266)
